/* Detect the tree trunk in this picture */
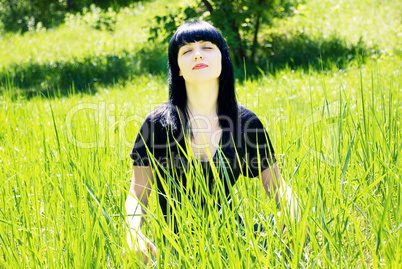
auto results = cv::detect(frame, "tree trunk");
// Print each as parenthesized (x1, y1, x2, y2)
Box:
(201, 0, 213, 14)
(67, 0, 73, 12)
(29, 0, 34, 17)
(251, 0, 263, 64)
(251, 18, 260, 63)
(230, 23, 246, 66)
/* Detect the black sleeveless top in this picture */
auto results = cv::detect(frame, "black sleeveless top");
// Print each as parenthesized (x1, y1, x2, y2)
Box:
(130, 103, 276, 228)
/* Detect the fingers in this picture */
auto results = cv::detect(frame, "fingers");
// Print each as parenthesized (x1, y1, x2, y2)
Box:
(137, 233, 158, 262)
(135, 240, 153, 264)
(147, 240, 158, 259)
(138, 248, 151, 264)
(123, 233, 157, 265)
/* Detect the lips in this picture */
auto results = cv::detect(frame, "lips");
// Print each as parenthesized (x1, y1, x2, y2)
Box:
(192, 63, 208, 70)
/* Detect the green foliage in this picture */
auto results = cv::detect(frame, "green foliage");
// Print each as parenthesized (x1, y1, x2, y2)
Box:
(0, 0, 65, 32)
(0, 0, 140, 33)
(81, 4, 117, 32)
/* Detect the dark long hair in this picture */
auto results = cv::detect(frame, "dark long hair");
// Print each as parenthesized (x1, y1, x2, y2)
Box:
(167, 20, 238, 139)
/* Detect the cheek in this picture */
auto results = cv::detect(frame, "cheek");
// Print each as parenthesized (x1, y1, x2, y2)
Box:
(216, 55, 222, 71)
(177, 57, 188, 71)
(177, 58, 189, 77)
(177, 61, 184, 75)
(214, 52, 222, 67)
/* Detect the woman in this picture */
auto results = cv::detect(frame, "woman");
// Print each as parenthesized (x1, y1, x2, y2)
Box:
(125, 20, 298, 264)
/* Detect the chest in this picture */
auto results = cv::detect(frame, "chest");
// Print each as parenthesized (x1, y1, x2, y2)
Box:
(185, 113, 221, 161)
(190, 125, 222, 161)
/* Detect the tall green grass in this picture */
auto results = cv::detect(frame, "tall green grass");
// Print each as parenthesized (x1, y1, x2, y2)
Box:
(1, 58, 401, 267)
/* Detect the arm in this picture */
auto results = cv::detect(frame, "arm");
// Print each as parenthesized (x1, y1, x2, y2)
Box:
(124, 166, 157, 264)
(260, 163, 299, 221)
(261, 163, 310, 247)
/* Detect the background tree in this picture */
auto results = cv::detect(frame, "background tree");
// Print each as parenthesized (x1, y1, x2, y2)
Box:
(0, 0, 137, 32)
(149, 0, 301, 68)
(0, 0, 65, 32)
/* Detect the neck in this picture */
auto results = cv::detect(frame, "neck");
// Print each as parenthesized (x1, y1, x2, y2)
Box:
(185, 79, 219, 116)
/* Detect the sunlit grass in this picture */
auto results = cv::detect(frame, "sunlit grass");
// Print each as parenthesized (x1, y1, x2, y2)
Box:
(1, 57, 401, 267)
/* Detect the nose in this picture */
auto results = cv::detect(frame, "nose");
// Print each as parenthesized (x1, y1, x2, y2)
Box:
(193, 50, 204, 61)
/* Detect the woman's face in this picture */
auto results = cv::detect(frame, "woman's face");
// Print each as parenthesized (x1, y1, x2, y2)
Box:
(177, 40, 222, 84)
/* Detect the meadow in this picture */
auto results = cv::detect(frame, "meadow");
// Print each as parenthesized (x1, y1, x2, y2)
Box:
(0, 0, 401, 267)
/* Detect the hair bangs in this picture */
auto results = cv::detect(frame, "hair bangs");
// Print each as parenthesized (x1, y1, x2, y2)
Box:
(170, 21, 223, 54)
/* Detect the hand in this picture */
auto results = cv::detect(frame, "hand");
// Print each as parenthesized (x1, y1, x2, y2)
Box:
(281, 223, 310, 259)
(123, 229, 157, 265)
